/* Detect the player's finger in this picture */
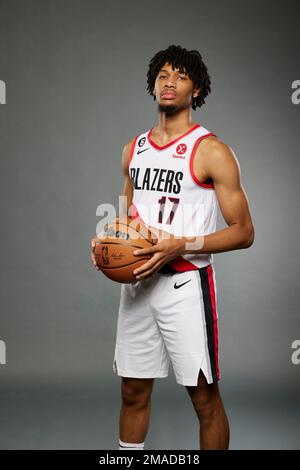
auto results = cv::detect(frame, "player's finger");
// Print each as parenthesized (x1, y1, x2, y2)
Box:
(91, 250, 99, 266)
(90, 239, 101, 270)
(92, 259, 100, 270)
(135, 261, 162, 279)
(133, 254, 161, 275)
(133, 245, 157, 256)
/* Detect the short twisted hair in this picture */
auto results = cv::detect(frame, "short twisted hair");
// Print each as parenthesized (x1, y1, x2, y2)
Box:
(146, 44, 211, 110)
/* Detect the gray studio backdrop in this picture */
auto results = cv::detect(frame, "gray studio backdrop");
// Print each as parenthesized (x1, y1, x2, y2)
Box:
(0, 0, 299, 450)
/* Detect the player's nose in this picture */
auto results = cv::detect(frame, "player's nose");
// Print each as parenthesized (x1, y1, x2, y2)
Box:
(166, 80, 176, 88)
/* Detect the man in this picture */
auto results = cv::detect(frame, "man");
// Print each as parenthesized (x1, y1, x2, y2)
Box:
(91, 44, 254, 450)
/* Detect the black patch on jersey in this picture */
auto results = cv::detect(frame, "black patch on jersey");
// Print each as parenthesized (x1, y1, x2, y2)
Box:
(138, 136, 146, 147)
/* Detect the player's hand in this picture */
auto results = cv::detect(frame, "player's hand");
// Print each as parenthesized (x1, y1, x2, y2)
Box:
(91, 236, 101, 271)
(132, 228, 186, 280)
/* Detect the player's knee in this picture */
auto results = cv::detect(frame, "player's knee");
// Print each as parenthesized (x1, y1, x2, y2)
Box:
(187, 375, 221, 420)
(190, 390, 222, 422)
(121, 378, 153, 408)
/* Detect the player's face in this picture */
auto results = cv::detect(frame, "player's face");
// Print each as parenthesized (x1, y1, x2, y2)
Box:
(153, 62, 198, 115)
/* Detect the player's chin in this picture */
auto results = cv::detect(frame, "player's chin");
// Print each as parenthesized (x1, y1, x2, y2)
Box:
(158, 102, 177, 110)
(160, 101, 177, 107)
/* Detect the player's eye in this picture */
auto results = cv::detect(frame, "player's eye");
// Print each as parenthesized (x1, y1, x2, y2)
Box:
(158, 74, 186, 80)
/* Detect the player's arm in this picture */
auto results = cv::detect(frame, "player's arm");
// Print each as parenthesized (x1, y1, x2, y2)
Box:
(91, 138, 135, 270)
(183, 138, 255, 254)
(118, 138, 135, 218)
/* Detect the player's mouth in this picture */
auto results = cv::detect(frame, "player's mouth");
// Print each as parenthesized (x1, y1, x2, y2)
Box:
(161, 91, 176, 99)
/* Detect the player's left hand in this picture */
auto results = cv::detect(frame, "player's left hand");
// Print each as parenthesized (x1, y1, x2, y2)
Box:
(132, 227, 186, 280)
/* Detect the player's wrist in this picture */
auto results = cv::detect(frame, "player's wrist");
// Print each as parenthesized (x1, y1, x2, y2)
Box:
(181, 235, 205, 254)
(175, 237, 192, 255)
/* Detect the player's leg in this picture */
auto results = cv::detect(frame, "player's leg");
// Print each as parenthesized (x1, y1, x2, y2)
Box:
(119, 376, 155, 445)
(114, 277, 169, 449)
(153, 265, 230, 449)
(185, 369, 230, 450)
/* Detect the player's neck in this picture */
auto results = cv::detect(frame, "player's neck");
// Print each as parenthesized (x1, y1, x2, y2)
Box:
(155, 110, 197, 138)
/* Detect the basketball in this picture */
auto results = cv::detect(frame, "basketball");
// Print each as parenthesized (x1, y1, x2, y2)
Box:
(94, 216, 158, 283)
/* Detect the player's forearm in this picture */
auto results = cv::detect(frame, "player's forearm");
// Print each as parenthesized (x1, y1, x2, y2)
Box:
(181, 223, 254, 255)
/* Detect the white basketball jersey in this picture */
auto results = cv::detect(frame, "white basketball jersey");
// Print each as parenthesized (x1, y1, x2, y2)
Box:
(128, 123, 218, 272)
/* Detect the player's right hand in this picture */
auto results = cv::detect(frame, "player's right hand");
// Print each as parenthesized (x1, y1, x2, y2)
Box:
(91, 236, 100, 270)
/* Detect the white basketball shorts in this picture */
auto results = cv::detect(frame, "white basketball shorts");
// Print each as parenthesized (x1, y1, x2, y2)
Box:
(112, 264, 220, 386)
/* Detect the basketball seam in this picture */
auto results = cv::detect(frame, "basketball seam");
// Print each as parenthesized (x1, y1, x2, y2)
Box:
(116, 221, 156, 245)
(96, 241, 151, 249)
(99, 258, 150, 269)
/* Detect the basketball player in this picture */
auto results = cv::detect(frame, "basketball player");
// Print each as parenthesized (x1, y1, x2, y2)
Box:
(91, 45, 255, 450)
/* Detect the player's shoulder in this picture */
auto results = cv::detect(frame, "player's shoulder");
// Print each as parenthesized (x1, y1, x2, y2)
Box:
(197, 132, 227, 153)
(123, 129, 148, 154)
(195, 132, 240, 183)
(121, 130, 148, 172)
(123, 137, 136, 154)
(196, 132, 235, 165)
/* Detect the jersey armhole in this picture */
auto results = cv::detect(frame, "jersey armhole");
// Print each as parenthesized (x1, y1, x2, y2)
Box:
(189, 132, 216, 189)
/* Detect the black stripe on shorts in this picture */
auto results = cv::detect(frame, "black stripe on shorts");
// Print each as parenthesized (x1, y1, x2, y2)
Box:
(197, 266, 219, 383)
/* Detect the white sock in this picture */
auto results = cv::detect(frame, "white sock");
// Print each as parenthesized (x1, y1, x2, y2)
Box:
(118, 438, 144, 450)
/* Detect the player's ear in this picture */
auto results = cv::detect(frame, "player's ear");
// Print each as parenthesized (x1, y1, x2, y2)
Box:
(193, 87, 200, 98)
